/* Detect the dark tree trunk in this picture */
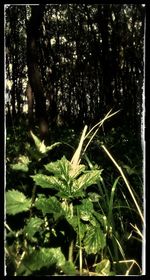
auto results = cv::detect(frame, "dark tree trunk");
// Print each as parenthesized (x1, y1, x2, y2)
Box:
(97, 5, 113, 110)
(26, 82, 34, 129)
(26, 5, 48, 138)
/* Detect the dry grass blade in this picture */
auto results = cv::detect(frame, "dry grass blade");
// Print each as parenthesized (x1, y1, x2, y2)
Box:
(71, 109, 120, 167)
(101, 145, 144, 225)
(71, 125, 88, 167)
(83, 109, 120, 155)
(113, 259, 142, 275)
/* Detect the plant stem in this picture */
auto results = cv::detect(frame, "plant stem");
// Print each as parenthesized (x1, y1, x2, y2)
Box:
(68, 240, 74, 263)
(77, 206, 82, 275)
(68, 202, 74, 263)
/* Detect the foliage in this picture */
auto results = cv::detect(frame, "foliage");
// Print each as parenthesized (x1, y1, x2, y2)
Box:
(6, 118, 144, 276)
(5, 3, 144, 276)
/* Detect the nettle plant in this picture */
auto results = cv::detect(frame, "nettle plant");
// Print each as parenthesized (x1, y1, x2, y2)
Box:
(5, 110, 144, 276)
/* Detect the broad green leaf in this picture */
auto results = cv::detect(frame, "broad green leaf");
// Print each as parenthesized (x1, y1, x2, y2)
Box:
(35, 196, 64, 219)
(45, 156, 85, 180)
(78, 199, 93, 222)
(46, 142, 62, 153)
(69, 164, 86, 179)
(23, 217, 43, 241)
(61, 261, 76, 275)
(44, 156, 70, 181)
(30, 131, 61, 154)
(57, 187, 84, 199)
(16, 247, 66, 276)
(6, 190, 31, 215)
(31, 174, 62, 190)
(76, 221, 88, 241)
(10, 155, 30, 172)
(30, 130, 43, 152)
(18, 155, 31, 165)
(83, 225, 106, 254)
(65, 215, 78, 232)
(76, 170, 101, 191)
(92, 211, 106, 228)
(95, 259, 111, 275)
(10, 162, 29, 172)
(88, 192, 101, 202)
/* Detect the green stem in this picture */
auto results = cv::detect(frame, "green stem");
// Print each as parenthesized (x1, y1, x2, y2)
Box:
(77, 206, 82, 275)
(68, 202, 74, 263)
(68, 240, 74, 263)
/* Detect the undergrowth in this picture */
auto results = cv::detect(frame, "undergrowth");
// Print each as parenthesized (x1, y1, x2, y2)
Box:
(5, 110, 144, 276)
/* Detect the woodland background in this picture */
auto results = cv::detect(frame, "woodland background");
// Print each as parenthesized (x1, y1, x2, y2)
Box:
(5, 4, 145, 276)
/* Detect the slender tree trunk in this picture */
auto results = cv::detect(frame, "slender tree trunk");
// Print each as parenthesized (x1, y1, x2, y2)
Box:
(26, 82, 34, 129)
(26, 5, 48, 138)
(97, 5, 113, 109)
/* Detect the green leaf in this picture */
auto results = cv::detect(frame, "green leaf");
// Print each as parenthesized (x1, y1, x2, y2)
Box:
(61, 261, 76, 275)
(17, 247, 66, 276)
(23, 217, 43, 241)
(30, 131, 43, 152)
(30, 131, 61, 154)
(83, 225, 106, 254)
(10, 162, 29, 172)
(31, 174, 62, 191)
(10, 155, 30, 172)
(88, 192, 101, 202)
(92, 211, 106, 228)
(44, 156, 70, 181)
(95, 259, 111, 276)
(69, 164, 86, 179)
(123, 164, 138, 175)
(66, 215, 78, 232)
(45, 156, 85, 180)
(76, 170, 101, 191)
(77, 221, 88, 241)
(35, 196, 64, 219)
(46, 142, 62, 153)
(78, 199, 93, 222)
(6, 190, 31, 215)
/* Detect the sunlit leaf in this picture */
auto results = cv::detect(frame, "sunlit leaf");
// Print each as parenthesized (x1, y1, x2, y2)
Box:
(61, 261, 76, 275)
(23, 217, 43, 241)
(45, 156, 70, 181)
(16, 247, 66, 276)
(45, 156, 85, 180)
(35, 196, 64, 219)
(76, 170, 101, 190)
(83, 225, 106, 254)
(6, 190, 31, 215)
(88, 192, 101, 202)
(30, 131, 61, 154)
(69, 164, 86, 179)
(31, 174, 62, 190)
(46, 142, 62, 153)
(10, 155, 30, 172)
(95, 259, 111, 275)
(78, 199, 93, 222)
(30, 130, 43, 152)
(10, 162, 29, 172)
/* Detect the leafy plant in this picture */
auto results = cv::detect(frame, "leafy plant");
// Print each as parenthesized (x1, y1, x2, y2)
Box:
(6, 111, 144, 275)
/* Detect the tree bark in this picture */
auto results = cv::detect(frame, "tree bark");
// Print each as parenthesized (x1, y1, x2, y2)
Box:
(26, 5, 48, 138)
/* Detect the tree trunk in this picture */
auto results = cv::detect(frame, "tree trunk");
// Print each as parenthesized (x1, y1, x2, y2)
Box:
(26, 5, 48, 139)
(26, 82, 34, 129)
(97, 5, 113, 109)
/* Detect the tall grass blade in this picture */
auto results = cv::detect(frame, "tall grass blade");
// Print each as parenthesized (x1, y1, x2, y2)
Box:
(101, 145, 144, 225)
